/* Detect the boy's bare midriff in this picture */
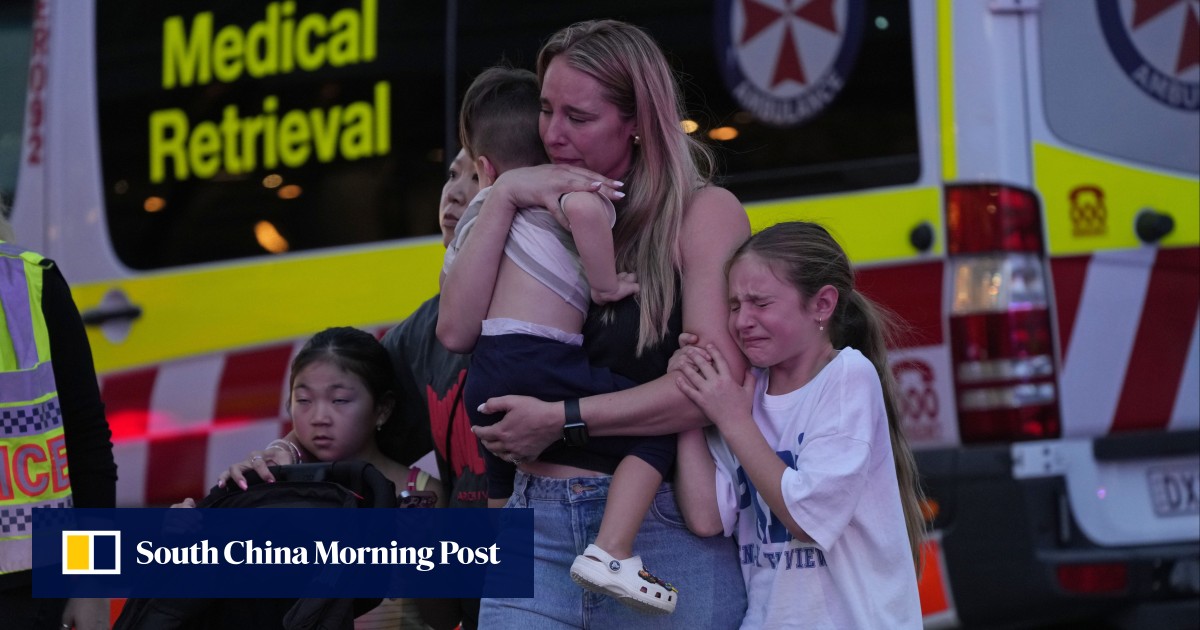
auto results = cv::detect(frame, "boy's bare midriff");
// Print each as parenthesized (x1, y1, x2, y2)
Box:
(485, 255, 585, 334)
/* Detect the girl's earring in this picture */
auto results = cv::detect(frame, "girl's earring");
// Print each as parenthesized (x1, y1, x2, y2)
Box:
(376, 423, 383, 432)
(818, 318, 824, 332)
(633, 134, 641, 146)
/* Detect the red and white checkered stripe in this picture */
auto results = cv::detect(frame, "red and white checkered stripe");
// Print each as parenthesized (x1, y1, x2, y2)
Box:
(99, 327, 393, 506)
(1053, 246, 1200, 438)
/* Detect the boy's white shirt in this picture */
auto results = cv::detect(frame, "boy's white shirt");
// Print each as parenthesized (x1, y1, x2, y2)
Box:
(708, 348, 921, 629)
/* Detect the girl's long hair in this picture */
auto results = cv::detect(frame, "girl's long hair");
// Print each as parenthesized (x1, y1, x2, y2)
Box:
(537, 20, 715, 354)
(730, 222, 927, 574)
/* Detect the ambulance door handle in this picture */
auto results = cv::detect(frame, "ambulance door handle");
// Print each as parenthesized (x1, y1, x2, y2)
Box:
(80, 287, 142, 344)
(1135, 209, 1174, 244)
(909, 221, 935, 253)
(80, 304, 142, 326)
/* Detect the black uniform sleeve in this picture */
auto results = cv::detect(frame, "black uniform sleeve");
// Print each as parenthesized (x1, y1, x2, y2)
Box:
(42, 263, 117, 508)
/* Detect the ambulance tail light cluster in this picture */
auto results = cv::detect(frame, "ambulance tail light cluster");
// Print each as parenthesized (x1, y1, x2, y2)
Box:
(946, 184, 1061, 443)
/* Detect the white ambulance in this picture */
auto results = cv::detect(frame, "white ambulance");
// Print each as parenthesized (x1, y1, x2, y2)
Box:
(1, 1, 1196, 627)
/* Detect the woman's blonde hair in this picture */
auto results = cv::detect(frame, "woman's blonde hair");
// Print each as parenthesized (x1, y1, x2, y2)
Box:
(537, 20, 716, 354)
(730, 221, 928, 574)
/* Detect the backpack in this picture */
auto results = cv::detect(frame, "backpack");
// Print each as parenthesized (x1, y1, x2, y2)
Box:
(114, 460, 395, 630)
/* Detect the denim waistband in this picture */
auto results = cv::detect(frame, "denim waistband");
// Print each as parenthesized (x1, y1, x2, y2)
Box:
(512, 470, 673, 504)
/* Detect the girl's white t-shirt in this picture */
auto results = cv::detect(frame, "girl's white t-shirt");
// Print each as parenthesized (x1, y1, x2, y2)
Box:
(707, 348, 921, 629)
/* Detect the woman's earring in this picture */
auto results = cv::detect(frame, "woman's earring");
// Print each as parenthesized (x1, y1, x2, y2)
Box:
(376, 423, 383, 432)
(633, 134, 641, 146)
(818, 318, 824, 331)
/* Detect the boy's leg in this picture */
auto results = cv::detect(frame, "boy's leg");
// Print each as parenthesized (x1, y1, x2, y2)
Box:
(590, 456, 662, 560)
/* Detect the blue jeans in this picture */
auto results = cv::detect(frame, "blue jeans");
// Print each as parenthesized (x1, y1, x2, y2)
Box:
(479, 472, 746, 629)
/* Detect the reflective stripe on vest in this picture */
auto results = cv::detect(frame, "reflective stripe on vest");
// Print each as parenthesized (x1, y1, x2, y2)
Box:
(0, 241, 73, 575)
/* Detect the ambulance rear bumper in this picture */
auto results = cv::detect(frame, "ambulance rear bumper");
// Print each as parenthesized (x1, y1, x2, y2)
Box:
(916, 429, 1200, 628)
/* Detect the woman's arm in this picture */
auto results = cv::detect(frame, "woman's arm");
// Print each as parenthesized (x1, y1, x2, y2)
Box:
(674, 428, 723, 537)
(473, 186, 750, 459)
(437, 164, 622, 353)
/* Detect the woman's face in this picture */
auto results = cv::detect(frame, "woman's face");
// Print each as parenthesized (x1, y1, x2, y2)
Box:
(539, 56, 637, 180)
(439, 149, 479, 248)
(290, 359, 381, 462)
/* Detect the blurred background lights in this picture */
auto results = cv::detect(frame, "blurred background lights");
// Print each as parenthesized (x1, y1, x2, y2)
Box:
(254, 220, 289, 254)
(142, 196, 165, 213)
(681, 119, 699, 133)
(708, 126, 739, 141)
(277, 184, 302, 200)
(262, 173, 283, 188)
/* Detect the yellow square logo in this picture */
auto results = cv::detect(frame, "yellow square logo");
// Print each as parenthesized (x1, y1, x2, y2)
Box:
(61, 531, 121, 575)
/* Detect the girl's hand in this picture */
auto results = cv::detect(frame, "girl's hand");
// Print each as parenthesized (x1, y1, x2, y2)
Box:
(675, 345, 755, 428)
(667, 332, 708, 374)
(492, 164, 624, 216)
(472, 395, 563, 463)
(217, 448, 283, 490)
(170, 497, 197, 508)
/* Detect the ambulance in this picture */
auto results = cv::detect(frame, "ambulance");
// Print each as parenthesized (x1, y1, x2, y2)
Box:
(2, 1, 1196, 627)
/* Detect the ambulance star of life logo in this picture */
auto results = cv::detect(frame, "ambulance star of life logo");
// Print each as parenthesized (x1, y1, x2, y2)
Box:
(715, 0, 865, 126)
(62, 531, 121, 575)
(1097, 0, 1200, 111)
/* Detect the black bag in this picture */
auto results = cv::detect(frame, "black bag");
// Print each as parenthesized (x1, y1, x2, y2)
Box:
(114, 461, 395, 630)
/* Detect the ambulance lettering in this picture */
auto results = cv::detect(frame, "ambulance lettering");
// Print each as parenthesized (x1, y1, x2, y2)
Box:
(1097, 0, 1200, 111)
(714, 0, 866, 127)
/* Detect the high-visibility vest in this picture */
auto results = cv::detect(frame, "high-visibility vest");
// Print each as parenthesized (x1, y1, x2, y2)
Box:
(0, 241, 73, 575)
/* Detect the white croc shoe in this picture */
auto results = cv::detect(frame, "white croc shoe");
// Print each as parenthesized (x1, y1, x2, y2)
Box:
(569, 543, 678, 614)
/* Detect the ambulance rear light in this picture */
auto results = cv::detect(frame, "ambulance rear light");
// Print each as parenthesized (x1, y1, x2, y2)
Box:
(946, 184, 1060, 443)
(946, 184, 1043, 253)
(1055, 563, 1129, 595)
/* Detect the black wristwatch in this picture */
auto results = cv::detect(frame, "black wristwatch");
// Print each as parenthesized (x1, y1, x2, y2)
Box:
(563, 398, 589, 446)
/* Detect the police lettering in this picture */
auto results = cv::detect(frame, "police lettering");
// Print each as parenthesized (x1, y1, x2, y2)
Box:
(0, 433, 70, 501)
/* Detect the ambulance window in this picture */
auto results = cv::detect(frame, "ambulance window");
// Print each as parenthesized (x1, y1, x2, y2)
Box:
(456, 0, 919, 202)
(0, 1, 33, 214)
(96, 1, 448, 270)
(1039, 0, 1199, 174)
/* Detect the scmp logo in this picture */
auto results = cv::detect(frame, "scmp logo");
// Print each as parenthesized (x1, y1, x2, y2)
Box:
(62, 531, 121, 575)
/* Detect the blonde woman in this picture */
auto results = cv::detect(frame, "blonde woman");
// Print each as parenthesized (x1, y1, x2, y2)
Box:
(438, 20, 749, 629)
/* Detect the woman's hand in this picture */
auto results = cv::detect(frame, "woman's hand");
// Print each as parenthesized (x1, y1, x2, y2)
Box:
(217, 446, 290, 490)
(170, 497, 196, 508)
(472, 395, 564, 462)
(675, 345, 755, 429)
(492, 164, 624, 217)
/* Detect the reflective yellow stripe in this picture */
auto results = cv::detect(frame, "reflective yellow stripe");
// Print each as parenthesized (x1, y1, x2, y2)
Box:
(74, 241, 444, 373)
(745, 186, 942, 264)
(1034, 143, 1200, 255)
(938, 0, 957, 181)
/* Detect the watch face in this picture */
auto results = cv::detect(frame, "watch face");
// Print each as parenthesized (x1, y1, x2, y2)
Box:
(564, 422, 588, 446)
